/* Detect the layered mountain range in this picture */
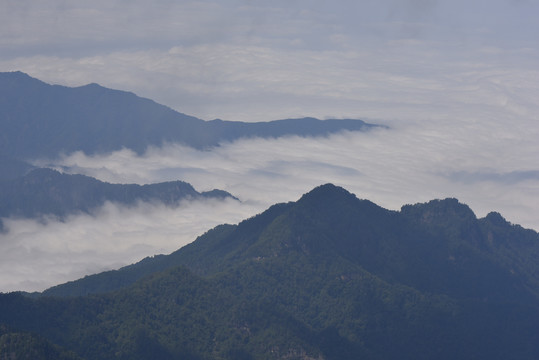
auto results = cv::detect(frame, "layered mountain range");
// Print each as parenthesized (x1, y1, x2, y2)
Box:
(0, 71, 381, 226)
(2, 184, 539, 359)
(0, 168, 235, 231)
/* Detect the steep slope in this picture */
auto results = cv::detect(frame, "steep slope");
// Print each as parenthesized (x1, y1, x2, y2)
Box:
(3, 184, 539, 359)
(0, 168, 235, 220)
(0, 71, 381, 159)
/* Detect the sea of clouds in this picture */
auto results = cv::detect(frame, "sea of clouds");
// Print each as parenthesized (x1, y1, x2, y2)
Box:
(1, 116, 536, 292)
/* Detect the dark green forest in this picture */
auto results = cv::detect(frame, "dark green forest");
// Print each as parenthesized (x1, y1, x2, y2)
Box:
(0, 324, 82, 360)
(2, 184, 539, 359)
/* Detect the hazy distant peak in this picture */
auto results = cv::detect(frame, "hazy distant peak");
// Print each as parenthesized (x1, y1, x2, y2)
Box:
(0, 72, 383, 158)
(0, 70, 48, 87)
(1, 70, 33, 79)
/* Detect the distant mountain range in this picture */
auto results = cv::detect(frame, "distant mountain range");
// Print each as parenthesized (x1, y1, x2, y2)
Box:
(2, 184, 539, 359)
(0, 168, 235, 231)
(0, 71, 382, 161)
(0, 71, 383, 225)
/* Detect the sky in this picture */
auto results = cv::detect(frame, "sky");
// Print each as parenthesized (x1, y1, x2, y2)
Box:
(1, 0, 539, 292)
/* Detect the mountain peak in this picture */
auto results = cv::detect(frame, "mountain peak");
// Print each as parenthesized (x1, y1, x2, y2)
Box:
(0, 71, 47, 87)
(297, 183, 357, 204)
(401, 197, 477, 225)
(1, 70, 29, 78)
(295, 184, 386, 222)
(484, 211, 510, 227)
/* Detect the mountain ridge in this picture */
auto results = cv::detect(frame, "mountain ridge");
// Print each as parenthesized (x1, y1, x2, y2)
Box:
(40, 184, 539, 302)
(2, 184, 539, 359)
(0, 167, 236, 226)
(0, 71, 383, 160)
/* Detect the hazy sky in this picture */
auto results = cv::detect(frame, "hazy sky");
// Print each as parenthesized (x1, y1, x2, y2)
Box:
(1, 0, 539, 292)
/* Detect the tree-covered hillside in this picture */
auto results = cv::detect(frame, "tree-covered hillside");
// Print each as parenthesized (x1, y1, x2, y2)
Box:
(2, 184, 539, 359)
(0, 324, 82, 360)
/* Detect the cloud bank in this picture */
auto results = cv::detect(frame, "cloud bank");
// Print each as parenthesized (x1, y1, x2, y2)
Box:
(3, 119, 539, 292)
(44, 124, 539, 226)
(6, 121, 531, 293)
(0, 198, 254, 292)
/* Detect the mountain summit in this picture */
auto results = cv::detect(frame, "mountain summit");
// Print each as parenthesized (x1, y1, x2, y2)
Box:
(3, 184, 539, 359)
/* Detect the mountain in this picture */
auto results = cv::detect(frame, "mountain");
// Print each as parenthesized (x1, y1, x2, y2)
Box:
(2, 184, 539, 359)
(0, 168, 235, 229)
(0, 71, 383, 160)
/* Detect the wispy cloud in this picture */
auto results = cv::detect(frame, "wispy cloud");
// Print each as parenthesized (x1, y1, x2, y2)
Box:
(447, 170, 539, 185)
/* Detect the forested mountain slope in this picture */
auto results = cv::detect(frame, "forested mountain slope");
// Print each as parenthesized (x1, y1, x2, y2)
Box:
(2, 184, 538, 359)
(0, 324, 82, 360)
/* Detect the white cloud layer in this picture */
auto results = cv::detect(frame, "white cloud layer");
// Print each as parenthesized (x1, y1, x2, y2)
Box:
(0, 198, 255, 292)
(10, 122, 534, 293)
(42, 124, 539, 228)
(1, 0, 539, 292)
